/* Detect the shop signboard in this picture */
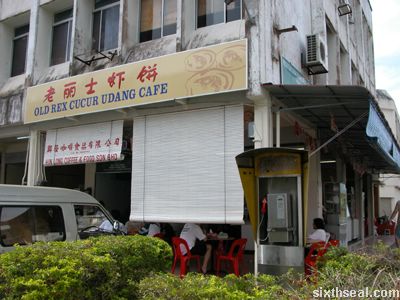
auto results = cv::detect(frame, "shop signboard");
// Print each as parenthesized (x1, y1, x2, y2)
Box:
(25, 39, 248, 124)
(43, 120, 123, 166)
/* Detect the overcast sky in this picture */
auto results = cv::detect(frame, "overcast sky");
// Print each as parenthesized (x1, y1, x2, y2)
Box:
(370, 0, 400, 111)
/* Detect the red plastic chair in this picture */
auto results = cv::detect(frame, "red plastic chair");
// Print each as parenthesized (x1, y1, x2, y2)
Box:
(304, 241, 327, 277)
(327, 239, 340, 247)
(153, 233, 165, 239)
(171, 237, 201, 277)
(216, 238, 247, 276)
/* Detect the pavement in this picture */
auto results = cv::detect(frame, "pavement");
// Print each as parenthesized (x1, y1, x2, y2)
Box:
(348, 234, 397, 252)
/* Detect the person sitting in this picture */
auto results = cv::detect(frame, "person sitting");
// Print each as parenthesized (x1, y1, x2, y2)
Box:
(180, 223, 213, 274)
(147, 223, 161, 237)
(306, 218, 327, 244)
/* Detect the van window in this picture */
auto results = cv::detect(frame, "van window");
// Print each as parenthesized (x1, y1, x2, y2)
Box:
(0, 206, 66, 246)
(74, 205, 112, 232)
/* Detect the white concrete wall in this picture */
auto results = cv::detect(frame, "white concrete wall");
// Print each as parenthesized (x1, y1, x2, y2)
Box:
(0, 22, 13, 84)
(376, 89, 400, 217)
(0, 0, 31, 21)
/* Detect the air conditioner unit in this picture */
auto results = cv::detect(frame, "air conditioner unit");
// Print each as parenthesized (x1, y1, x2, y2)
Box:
(305, 34, 328, 75)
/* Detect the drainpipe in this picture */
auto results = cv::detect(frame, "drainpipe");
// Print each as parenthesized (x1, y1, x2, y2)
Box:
(276, 110, 280, 147)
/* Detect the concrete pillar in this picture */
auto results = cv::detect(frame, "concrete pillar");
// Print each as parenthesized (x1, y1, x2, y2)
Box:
(27, 130, 40, 186)
(85, 163, 96, 196)
(336, 157, 346, 183)
(0, 150, 5, 184)
(253, 93, 273, 149)
(306, 152, 322, 235)
(354, 172, 364, 244)
(25, 0, 40, 82)
(366, 174, 374, 237)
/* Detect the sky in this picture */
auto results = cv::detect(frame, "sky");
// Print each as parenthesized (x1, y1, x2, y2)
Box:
(370, 0, 400, 110)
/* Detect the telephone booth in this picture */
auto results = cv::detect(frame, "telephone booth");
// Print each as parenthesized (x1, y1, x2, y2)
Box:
(236, 148, 308, 275)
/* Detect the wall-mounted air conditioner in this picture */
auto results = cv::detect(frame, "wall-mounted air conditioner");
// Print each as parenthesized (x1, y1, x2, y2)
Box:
(304, 33, 328, 75)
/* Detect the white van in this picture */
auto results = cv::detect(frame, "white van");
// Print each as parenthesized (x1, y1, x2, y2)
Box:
(0, 184, 124, 253)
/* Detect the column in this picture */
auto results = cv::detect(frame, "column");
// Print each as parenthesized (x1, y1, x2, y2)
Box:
(27, 130, 40, 186)
(253, 93, 273, 149)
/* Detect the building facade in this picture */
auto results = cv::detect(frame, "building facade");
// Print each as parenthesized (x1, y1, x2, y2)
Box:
(0, 0, 399, 268)
(376, 89, 400, 218)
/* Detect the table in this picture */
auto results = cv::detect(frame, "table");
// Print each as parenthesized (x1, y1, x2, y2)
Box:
(207, 236, 236, 271)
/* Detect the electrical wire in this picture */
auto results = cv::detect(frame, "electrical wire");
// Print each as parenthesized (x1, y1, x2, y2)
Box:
(258, 213, 269, 242)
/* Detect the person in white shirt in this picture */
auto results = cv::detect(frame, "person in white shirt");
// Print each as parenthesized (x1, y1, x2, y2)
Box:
(180, 223, 212, 274)
(147, 223, 161, 237)
(390, 200, 400, 247)
(306, 218, 327, 244)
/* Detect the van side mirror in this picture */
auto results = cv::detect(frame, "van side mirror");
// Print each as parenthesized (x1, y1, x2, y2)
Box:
(113, 221, 120, 231)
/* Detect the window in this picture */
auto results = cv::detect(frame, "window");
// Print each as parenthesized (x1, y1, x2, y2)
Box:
(92, 0, 120, 51)
(74, 205, 111, 232)
(11, 24, 29, 77)
(0, 206, 65, 246)
(51, 9, 73, 66)
(197, 0, 241, 29)
(140, 0, 177, 42)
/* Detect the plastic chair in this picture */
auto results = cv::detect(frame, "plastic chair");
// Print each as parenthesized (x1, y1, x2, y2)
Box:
(327, 239, 340, 247)
(324, 232, 331, 245)
(304, 241, 327, 277)
(171, 237, 201, 277)
(216, 238, 247, 276)
(153, 233, 165, 239)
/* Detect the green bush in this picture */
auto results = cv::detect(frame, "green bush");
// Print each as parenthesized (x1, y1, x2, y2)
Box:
(316, 242, 400, 293)
(0, 235, 172, 300)
(138, 273, 287, 300)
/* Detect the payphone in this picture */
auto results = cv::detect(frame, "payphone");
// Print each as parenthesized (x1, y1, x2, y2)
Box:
(266, 193, 293, 243)
(236, 148, 308, 275)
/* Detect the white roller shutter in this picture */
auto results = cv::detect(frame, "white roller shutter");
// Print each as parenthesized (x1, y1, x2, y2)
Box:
(130, 105, 244, 224)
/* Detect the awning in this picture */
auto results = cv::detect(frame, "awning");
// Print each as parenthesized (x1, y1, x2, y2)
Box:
(263, 84, 400, 174)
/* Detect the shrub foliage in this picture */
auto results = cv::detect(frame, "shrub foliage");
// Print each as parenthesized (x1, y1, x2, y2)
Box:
(0, 235, 172, 300)
(1, 236, 399, 300)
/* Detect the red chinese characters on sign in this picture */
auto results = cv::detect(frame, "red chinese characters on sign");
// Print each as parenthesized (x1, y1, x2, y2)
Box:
(44, 86, 56, 103)
(85, 78, 98, 95)
(46, 138, 124, 153)
(64, 82, 77, 99)
(108, 71, 125, 89)
(137, 64, 158, 82)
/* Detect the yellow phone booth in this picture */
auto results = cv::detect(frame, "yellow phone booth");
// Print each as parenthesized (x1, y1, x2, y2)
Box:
(236, 148, 308, 275)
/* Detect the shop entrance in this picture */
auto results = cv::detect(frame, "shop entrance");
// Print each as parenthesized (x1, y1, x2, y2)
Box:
(95, 172, 131, 224)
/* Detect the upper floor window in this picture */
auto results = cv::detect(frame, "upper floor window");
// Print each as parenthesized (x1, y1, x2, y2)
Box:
(197, 0, 241, 29)
(51, 9, 73, 66)
(140, 0, 177, 43)
(11, 24, 29, 77)
(92, 0, 120, 51)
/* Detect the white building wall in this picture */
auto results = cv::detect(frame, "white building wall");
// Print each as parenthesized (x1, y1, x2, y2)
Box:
(0, 0, 380, 229)
(376, 89, 400, 218)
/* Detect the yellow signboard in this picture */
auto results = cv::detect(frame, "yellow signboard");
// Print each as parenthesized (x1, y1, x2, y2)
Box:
(24, 39, 247, 124)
